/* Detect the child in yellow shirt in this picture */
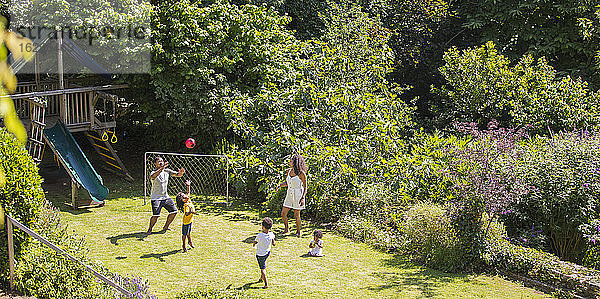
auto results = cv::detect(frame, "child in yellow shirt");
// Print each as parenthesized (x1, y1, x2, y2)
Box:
(176, 180, 195, 252)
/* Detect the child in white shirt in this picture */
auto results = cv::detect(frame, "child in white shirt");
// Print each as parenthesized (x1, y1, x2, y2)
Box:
(308, 229, 324, 257)
(253, 217, 275, 288)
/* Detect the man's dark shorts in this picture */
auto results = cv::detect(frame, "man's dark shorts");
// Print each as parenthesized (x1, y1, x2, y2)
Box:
(151, 198, 178, 216)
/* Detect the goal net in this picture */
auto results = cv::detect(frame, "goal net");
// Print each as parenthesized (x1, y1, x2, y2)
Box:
(144, 152, 229, 205)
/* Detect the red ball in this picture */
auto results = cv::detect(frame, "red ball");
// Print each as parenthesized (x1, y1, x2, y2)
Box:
(185, 138, 196, 149)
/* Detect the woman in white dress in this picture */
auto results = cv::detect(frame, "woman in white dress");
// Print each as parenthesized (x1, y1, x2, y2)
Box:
(276, 154, 308, 236)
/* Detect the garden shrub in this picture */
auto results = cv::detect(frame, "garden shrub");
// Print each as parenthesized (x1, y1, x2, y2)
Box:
(336, 214, 399, 251)
(402, 202, 464, 272)
(435, 41, 600, 133)
(15, 202, 158, 298)
(333, 184, 404, 253)
(502, 131, 600, 262)
(0, 127, 45, 281)
(483, 219, 600, 299)
(583, 244, 600, 270)
(440, 121, 530, 271)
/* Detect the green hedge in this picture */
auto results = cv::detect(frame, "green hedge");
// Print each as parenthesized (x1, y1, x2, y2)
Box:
(401, 202, 464, 272)
(0, 127, 45, 282)
(483, 221, 600, 298)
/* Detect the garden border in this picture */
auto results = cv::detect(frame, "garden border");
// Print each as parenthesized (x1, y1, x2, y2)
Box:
(5, 214, 132, 297)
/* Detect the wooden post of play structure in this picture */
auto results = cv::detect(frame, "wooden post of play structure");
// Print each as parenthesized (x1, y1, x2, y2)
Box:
(57, 30, 66, 121)
(7, 217, 15, 290)
(34, 52, 40, 91)
(71, 181, 78, 209)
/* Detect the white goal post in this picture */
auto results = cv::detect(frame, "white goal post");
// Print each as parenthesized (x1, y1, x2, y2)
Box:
(144, 152, 229, 205)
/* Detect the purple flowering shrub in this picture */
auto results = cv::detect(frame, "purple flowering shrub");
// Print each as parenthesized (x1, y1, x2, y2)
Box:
(448, 120, 531, 221)
(506, 130, 600, 262)
(108, 272, 157, 299)
(442, 120, 532, 270)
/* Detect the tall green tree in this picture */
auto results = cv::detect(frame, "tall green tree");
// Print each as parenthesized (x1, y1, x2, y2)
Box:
(435, 42, 600, 133)
(456, 0, 600, 86)
(579, 5, 600, 72)
(227, 2, 414, 199)
(148, 0, 301, 150)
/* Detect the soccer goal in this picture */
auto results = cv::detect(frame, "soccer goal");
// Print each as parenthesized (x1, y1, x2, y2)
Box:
(144, 152, 229, 205)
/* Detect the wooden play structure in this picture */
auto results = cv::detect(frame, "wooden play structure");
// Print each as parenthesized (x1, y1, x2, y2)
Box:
(6, 32, 133, 208)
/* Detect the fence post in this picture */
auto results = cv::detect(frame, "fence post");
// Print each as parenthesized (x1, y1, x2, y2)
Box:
(7, 217, 14, 290)
(71, 180, 78, 209)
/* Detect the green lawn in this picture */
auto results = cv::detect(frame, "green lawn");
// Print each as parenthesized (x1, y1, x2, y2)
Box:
(46, 178, 550, 299)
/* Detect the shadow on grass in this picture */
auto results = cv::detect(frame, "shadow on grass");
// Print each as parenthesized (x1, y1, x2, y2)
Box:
(237, 281, 266, 290)
(107, 231, 148, 245)
(223, 212, 253, 222)
(365, 256, 476, 297)
(242, 236, 256, 244)
(193, 199, 260, 216)
(243, 228, 309, 243)
(240, 229, 307, 243)
(273, 228, 316, 240)
(140, 249, 181, 262)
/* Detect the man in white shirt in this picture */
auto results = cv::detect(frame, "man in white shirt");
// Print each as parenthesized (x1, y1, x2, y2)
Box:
(146, 156, 185, 235)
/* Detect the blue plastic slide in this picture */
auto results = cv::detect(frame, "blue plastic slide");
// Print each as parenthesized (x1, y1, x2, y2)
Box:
(43, 120, 108, 202)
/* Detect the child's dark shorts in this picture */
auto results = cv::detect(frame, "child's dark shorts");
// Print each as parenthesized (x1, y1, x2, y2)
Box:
(182, 223, 192, 235)
(151, 198, 177, 216)
(256, 252, 270, 269)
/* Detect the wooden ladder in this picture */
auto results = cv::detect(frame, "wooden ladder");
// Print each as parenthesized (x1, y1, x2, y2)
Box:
(85, 129, 134, 181)
(27, 97, 47, 163)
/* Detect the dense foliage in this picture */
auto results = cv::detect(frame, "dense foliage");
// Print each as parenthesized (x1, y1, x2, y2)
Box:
(503, 131, 600, 262)
(455, 0, 600, 86)
(227, 1, 413, 206)
(149, 0, 301, 151)
(8, 0, 151, 73)
(0, 127, 45, 280)
(435, 42, 600, 132)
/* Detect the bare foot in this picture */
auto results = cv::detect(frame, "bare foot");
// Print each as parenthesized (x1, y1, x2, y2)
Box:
(182, 247, 187, 253)
(282, 229, 289, 234)
(263, 285, 268, 289)
(188, 243, 194, 248)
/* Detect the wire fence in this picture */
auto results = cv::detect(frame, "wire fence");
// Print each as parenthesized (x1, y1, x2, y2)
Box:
(144, 152, 229, 205)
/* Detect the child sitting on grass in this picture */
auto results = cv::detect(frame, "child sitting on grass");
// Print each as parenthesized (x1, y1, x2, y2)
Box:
(176, 180, 195, 252)
(253, 217, 275, 289)
(308, 229, 324, 257)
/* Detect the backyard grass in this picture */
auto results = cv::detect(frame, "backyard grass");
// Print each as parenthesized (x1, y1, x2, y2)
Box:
(44, 176, 551, 299)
